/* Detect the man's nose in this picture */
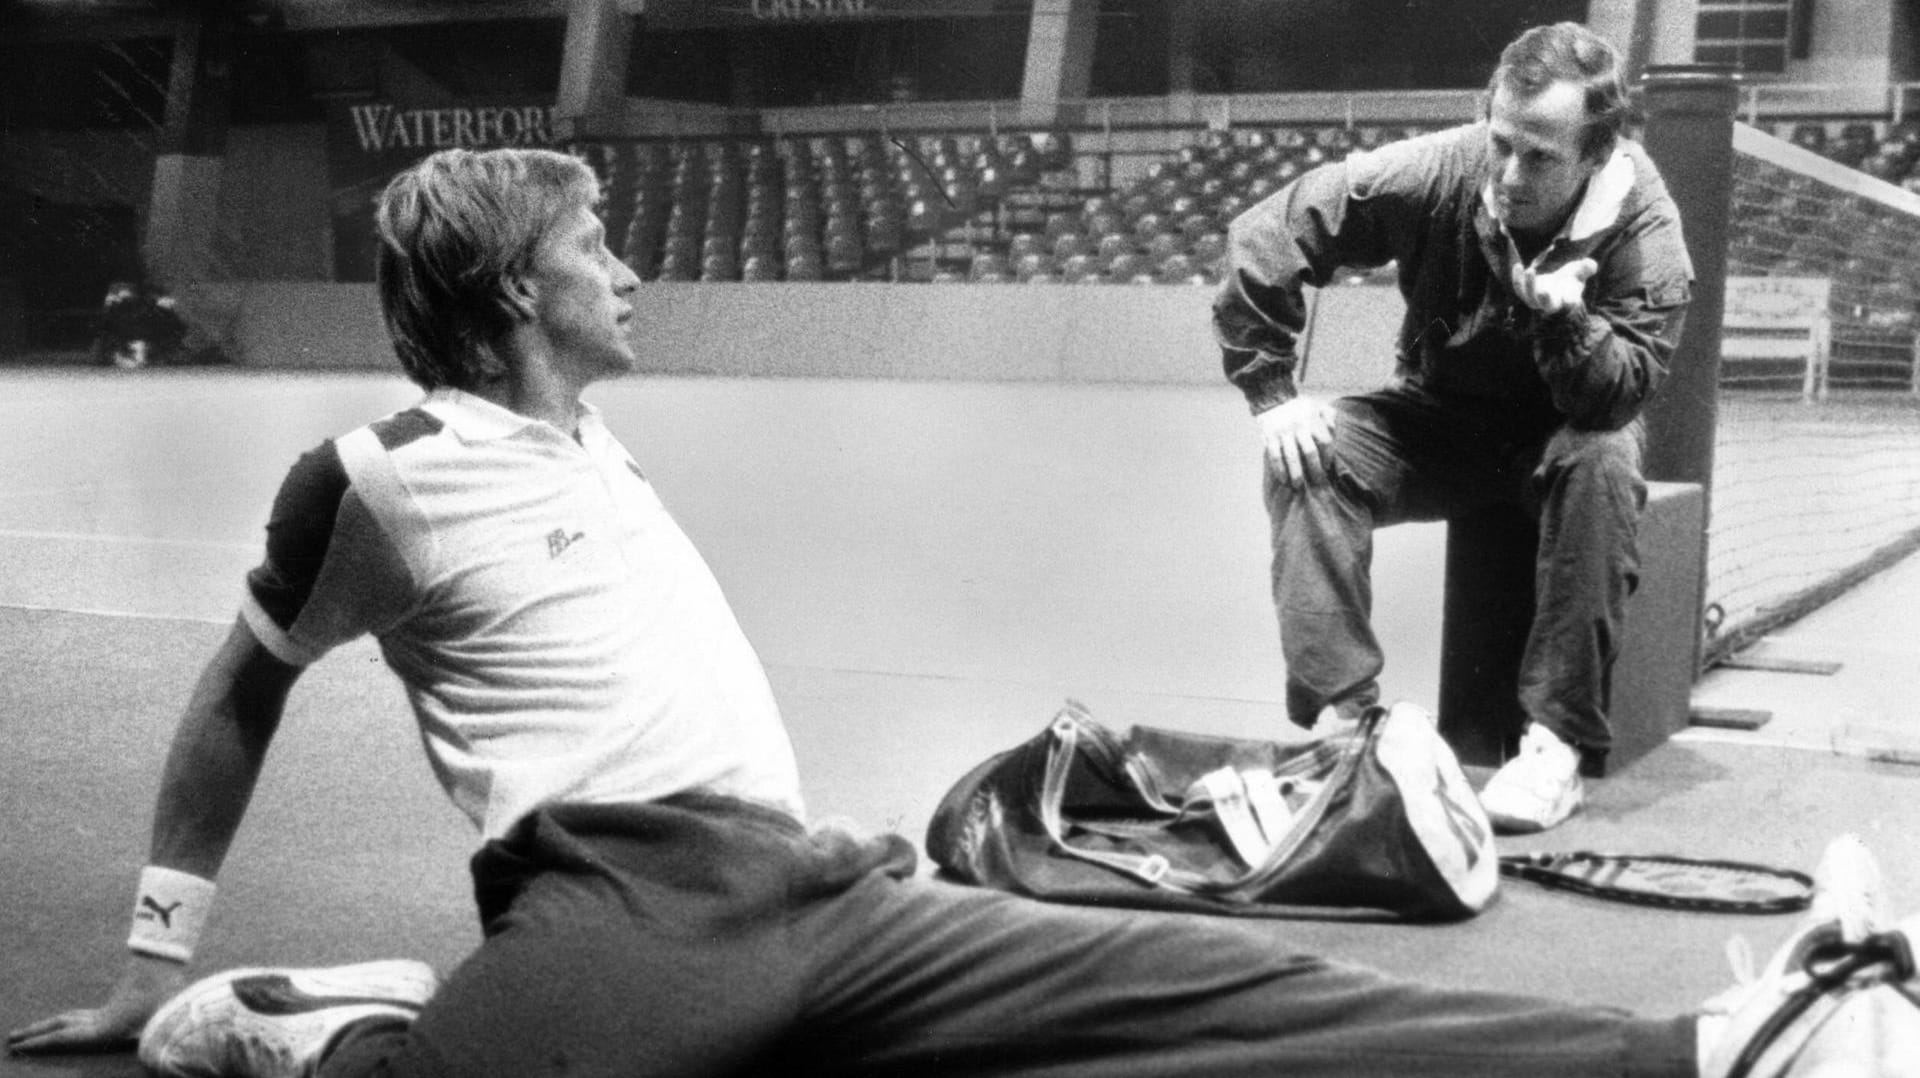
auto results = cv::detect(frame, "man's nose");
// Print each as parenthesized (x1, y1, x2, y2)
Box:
(1498, 154, 1525, 189)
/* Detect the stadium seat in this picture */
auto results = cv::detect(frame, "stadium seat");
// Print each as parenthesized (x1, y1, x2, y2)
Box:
(1833, 123, 1876, 167)
(1042, 212, 1079, 241)
(907, 197, 953, 237)
(943, 177, 980, 217)
(1060, 254, 1100, 283)
(1013, 252, 1055, 282)
(976, 164, 1008, 202)
(1783, 122, 1821, 152)
(969, 252, 1012, 282)
(1189, 232, 1228, 270)
(1034, 130, 1074, 171)
(1106, 253, 1153, 284)
(825, 234, 864, 278)
(1131, 212, 1168, 241)
(1155, 253, 1205, 285)
(699, 252, 738, 283)
(1083, 210, 1125, 238)
(784, 235, 823, 265)
(1166, 194, 1202, 219)
(1178, 213, 1219, 242)
(1145, 232, 1186, 264)
(785, 252, 824, 281)
(824, 213, 863, 244)
(1094, 232, 1135, 267)
(741, 254, 780, 283)
(1007, 233, 1046, 262)
(657, 250, 698, 282)
(864, 215, 905, 257)
(1119, 191, 1159, 221)
(1006, 147, 1042, 186)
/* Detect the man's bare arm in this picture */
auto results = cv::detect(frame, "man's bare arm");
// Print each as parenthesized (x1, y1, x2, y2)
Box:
(6, 618, 302, 1055)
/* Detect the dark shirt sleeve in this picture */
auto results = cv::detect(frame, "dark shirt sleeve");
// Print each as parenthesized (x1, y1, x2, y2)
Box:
(242, 438, 413, 664)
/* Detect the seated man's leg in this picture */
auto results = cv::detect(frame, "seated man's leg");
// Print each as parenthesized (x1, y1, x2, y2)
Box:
(1265, 385, 1506, 730)
(1518, 421, 1647, 760)
(1479, 421, 1645, 832)
(315, 799, 916, 1078)
(788, 869, 1697, 1078)
(143, 825, 1915, 1077)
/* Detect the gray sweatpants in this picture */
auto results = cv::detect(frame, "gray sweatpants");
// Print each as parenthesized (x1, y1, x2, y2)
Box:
(324, 795, 1694, 1078)
(1266, 381, 1646, 752)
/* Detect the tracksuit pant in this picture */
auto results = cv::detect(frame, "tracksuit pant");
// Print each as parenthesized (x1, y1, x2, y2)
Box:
(1266, 381, 1646, 753)
(323, 793, 1695, 1078)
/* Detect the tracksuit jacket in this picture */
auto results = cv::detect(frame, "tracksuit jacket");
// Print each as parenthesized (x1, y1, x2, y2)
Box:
(1214, 121, 1693, 429)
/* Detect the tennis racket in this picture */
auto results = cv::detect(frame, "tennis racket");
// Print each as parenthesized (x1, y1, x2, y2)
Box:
(1498, 851, 1814, 914)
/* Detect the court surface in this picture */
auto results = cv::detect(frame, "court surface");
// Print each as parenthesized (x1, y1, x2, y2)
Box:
(4, 367, 1919, 1076)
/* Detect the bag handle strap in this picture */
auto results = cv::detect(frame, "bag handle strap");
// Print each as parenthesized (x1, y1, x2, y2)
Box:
(1196, 768, 1295, 867)
(1037, 712, 1193, 890)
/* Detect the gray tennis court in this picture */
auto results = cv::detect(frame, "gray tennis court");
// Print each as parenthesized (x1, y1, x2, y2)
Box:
(4, 368, 1919, 1077)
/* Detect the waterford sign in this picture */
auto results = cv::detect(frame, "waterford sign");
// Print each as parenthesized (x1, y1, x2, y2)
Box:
(327, 100, 557, 281)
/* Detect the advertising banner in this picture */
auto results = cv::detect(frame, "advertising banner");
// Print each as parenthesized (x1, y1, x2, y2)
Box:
(327, 99, 558, 281)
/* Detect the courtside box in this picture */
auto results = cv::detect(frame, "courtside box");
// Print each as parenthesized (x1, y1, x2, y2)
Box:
(1438, 481, 1706, 776)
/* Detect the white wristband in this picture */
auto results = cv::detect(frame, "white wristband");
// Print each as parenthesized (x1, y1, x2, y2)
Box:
(128, 866, 217, 963)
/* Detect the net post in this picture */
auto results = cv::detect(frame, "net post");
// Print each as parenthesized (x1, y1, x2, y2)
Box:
(1636, 66, 1738, 685)
(1637, 65, 1739, 491)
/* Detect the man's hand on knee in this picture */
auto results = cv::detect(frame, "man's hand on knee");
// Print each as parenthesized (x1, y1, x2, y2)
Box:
(1256, 397, 1338, 488)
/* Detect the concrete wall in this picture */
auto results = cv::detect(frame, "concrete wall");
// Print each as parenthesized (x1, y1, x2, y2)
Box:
(190, 280, 1408, 391)
(212, 124, 333, 281)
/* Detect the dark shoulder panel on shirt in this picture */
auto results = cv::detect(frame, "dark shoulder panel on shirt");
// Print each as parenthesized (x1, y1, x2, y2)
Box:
(370, 407, 444, 452)
(246, 440, 350, 633)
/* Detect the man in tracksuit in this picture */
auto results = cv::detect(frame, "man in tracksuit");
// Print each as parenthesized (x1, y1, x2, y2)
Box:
(1215, 21, 1694, 832)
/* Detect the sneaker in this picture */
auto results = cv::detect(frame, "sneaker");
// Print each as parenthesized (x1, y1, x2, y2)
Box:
(1477, 723, 1584, 833)
(139, 960, 439, 1078)
(1700, 835, 1920, 1077)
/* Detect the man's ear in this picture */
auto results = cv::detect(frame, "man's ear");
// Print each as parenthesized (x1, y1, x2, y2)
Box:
(500, 273, 539, 324)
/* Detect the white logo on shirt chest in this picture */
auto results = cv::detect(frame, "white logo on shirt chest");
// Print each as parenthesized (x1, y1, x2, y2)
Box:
(546, 527, 586, 559)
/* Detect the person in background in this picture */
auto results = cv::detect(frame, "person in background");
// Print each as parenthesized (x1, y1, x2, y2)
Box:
(96, 279, 189, 369)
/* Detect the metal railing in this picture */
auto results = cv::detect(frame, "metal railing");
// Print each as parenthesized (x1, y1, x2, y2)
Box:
(1735, 80, 1920, 125)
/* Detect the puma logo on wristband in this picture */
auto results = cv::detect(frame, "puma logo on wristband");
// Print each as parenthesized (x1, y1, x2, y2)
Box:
(140, 895, 185, 928)
(129, 866, 217, 962)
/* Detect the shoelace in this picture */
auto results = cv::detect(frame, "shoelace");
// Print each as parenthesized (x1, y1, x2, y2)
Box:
(1724, 929, 1920, 1078)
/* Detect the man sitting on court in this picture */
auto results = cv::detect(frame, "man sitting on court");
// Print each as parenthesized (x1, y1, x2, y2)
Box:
(1216, 22, 1691, 833)
(8, 144, 1917, 1078)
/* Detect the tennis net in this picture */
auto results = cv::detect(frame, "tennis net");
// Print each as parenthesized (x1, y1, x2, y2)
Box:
(1703, 121, 1920, 665)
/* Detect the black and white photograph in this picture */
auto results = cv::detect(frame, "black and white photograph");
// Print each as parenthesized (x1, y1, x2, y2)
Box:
(4, 2, 1920, 1075)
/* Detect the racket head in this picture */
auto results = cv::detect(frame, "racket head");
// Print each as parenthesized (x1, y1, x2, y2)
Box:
(1498, 851, 1814, 914)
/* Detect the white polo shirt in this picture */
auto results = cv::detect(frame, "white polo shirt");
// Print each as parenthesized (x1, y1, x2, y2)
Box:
(241, 389, 805, 839)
